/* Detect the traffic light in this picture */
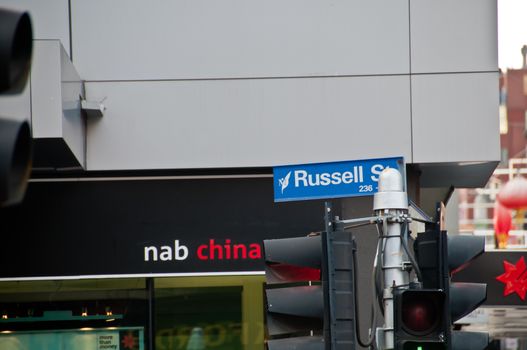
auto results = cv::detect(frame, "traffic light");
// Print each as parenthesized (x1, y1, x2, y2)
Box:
(263, 204, 356, 350)
(264, 234, 325, 350)
(393, 288, 447, 349)
(0, 8, 33, 207)
(413, 228, 488, 350)
(445, 234, 488, 350)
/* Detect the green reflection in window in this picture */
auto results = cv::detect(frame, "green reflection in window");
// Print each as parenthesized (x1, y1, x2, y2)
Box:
(155, 286, 242, 350)
(154, 276, 264, 350)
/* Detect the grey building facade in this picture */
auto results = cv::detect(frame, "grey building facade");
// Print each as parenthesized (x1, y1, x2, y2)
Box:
(0, 1, 500, 350)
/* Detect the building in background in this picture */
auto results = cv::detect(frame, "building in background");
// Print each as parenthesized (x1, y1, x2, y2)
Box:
(459, 46, 527, 249)
(0, 1, 500, 350)
(500, 47, 527, 161)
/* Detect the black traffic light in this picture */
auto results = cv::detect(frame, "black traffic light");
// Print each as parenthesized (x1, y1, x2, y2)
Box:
(263, 204, 356, 350)
(446, 235, 488, 350)
(264, 234, 325, 350)
(394, 288, 447, 349)
(0, 8, 33, 207)
(413, 229, 488, 350)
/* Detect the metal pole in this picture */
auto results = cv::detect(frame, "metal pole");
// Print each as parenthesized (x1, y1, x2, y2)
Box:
(373, 168, 409, 350)
(147, 277, 155, 350)
(324, 201, 336, 350)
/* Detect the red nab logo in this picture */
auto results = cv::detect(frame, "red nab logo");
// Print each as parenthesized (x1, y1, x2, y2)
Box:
(496, 256, 527, 300)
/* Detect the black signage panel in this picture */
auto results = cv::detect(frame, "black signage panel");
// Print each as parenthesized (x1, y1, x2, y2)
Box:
(0, 178, 332, 279)
(452, 251, 527, 306)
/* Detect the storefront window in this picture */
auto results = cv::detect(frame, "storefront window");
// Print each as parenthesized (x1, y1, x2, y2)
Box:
(0, 279, 149, 349)
(0, 275, 265, 350)
(155, 286, 242, 350)
(154, 276, 264, 350)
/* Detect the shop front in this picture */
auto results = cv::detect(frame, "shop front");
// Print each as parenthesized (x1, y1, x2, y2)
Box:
(0, 176, 331, 350)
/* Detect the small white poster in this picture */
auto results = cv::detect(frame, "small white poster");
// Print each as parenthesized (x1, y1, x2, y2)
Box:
(504, 338, 519, 350)
(98, 333, 119, 350)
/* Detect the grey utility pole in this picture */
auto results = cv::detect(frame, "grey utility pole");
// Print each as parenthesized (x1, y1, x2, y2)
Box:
(373, 168, 409, 349)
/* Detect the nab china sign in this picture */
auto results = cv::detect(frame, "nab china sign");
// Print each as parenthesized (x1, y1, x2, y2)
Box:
(273, 156, 404, 202)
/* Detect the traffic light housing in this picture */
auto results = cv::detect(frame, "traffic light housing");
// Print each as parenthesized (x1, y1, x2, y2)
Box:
(0, 8, 33, 207)
(0, 118, 31, 206)
(263, 205, 357, 350)
(264, 234, 324, 348)
(394, 288, 447, 349)
(413, 229, 488, 350)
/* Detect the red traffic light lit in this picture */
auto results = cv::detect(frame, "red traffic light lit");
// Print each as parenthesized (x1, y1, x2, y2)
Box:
(400, 290, 444, 336)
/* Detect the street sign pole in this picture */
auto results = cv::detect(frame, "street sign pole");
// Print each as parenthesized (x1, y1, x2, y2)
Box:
(372, 168, 410, 349)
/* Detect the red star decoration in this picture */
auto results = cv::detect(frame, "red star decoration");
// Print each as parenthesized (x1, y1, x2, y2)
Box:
(496, 256, 527, 300)
(121, 332, 138, 350)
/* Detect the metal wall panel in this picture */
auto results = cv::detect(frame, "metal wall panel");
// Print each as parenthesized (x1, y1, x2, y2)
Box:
(411, 72, 500, 163)
(19, 41, 85, 169)
(31, 41, 63, 138)
(410, 0, 498, 73)
(5, 0, 498, 178)
(85, 76, 412, 170)
(71, 0, 410, 80)
(0, 0, 71, 57)
(60, 46, 85, 168)
(0, 81, 31, 123)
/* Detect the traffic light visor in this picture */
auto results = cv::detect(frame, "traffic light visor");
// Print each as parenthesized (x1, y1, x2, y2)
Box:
(0, 119, 31, 206)
(264, 235, 322, 284)
(0, 9, 32, 94)
(448, 235, 485, 275)
(265, 263, 320, 284)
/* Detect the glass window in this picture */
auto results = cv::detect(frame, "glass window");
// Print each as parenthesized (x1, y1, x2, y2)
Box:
(0, 279, 149, 347)
(154, 276, 264, 350)
(0, 275, 265, 350)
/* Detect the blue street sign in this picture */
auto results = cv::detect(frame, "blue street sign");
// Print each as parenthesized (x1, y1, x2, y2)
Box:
(273, 157, 405, 202)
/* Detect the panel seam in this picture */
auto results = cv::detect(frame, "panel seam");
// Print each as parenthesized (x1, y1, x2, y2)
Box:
(80, 70, 499, 84)
(408, 0, 414, 163)
(68, 0, 73, 60)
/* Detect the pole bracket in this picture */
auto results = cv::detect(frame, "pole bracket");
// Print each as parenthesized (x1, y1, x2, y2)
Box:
(81, 99, 106, 118)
